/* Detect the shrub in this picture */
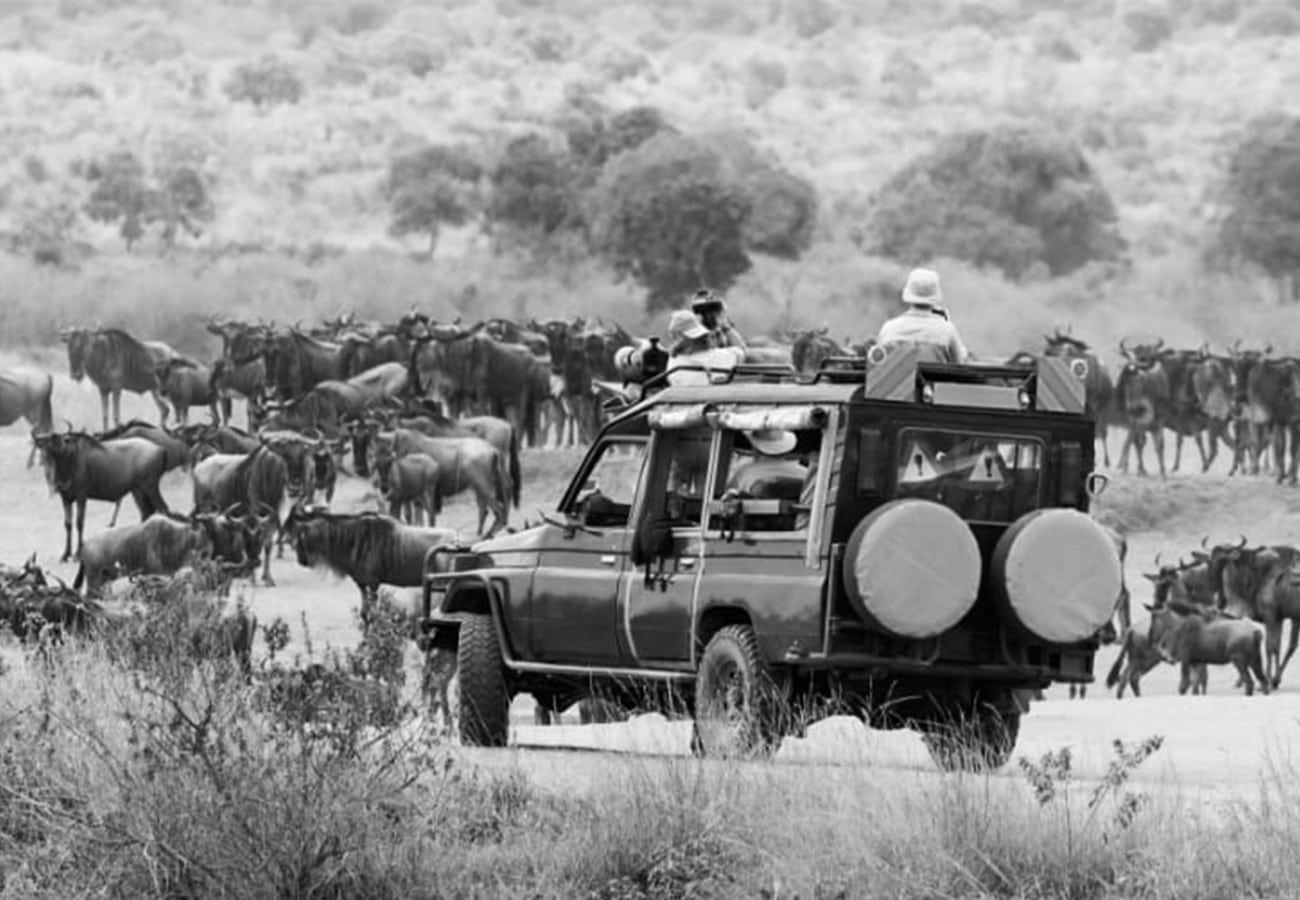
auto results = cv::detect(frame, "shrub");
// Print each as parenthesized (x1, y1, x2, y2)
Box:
(1183, 0, 1239, 24)
(223, 56, 303, 109)
(335, 0, 389, 35)
(865, 127, 1125, 279)
(84, 150, 152, 250)
(566, 104, 675, 181)
(1237, 2, 1300, 36)
(743, 57, 787, 108)
(880, 49, 932, 105)
(587, 132, 752, 313)
(1123, 3, 1175, 51)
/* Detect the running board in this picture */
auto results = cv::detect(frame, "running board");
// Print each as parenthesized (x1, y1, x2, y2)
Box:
(504, 659, 695, 682)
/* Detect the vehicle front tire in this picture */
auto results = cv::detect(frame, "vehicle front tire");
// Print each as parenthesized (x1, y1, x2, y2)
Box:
(456, 614, 510, 747)
(692, 625, 781, 759)
(919, 703, 1020, 772)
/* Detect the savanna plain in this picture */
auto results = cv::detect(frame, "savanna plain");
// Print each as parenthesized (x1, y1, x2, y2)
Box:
(5, 0, 1300, 896)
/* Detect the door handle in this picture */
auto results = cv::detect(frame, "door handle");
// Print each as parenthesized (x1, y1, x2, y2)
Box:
(600, 555, 617, 566)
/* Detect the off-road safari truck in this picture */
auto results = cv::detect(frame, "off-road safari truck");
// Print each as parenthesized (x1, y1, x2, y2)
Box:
(418, 346, 1123, 770)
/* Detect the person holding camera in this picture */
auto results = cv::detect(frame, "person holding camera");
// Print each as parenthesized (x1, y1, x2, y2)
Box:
(691, 289, 747, 352)
(876, 268, 969, 364)
(664, 309, 746, 386)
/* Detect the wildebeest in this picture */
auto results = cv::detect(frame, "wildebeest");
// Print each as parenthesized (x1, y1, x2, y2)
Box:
(338, 330, 409, 379)
(155, 357, 220, 426)
(191, 446, 288, 584)
(72, 511, 258, 597)
(1146, 601, 1269, 696)
(176, 422, 261, 459)
(32, 431, 169, 561)
(790, 328, 851, 375)
(61, 326, 179, 430)
(365, 427, 511, 536)
(1226, 347, 1299, 482)
(1115, 338, 1170, 478)
(1044, 331, 1115, 466)
(1208, 537, 1300, 688)
(414, 329, 545, 446)
(0, 560, 97, 643)
(1, 367, 54, 465)
(369, 408, 521, 510)
(208, 317, 269, 427)
(286, 509, 457, 623)
(1104, 623, 1167, 698)
(1187, 348, 1236, 473)
(374, 449, 442, 525)
(263, 328, 346, 400)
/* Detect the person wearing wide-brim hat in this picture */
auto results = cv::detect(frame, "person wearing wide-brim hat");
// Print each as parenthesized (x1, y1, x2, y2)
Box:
(665, 308, 746, 385)
(876, 267, 970, 364)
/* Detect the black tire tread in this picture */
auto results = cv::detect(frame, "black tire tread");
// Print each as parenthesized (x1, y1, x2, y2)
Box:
(692, 624, 780, 759)
(457, 614, 510, 747)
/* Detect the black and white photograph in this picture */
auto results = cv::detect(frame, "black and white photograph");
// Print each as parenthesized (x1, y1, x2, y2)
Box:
(1, 0, 1299, 896)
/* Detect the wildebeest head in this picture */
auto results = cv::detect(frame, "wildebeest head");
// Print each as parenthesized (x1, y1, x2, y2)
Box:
(372, 435, 398, 497)
(61, 327, 95, 382)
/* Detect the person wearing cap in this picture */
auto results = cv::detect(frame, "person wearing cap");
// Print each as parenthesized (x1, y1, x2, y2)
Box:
(876, 268, 970, 364)
(691, 289, 747, 351)
(665, 309, 746, 386)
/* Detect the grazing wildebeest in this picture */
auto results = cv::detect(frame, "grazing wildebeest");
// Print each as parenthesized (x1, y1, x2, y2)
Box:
(1, 367, 54, 465)
(61, 327, 179, 430)
(72, 511, 257, 597)
(32, 431, 169, 562)
(1044, 331, 1115, 466)
(374, 448, 442, 525)
(1115, 338, 1171, 478)
(364, 426, 511, 536)
(1147, 601, 1269, 696)
(192, 446, 288, 584)
(155, 357, 220, 426)
(286, 509, 457, 624)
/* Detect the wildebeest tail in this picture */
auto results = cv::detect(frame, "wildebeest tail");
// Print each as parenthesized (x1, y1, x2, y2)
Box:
(509, 424, 521, 508)
(1105, 633, 1129, 689)
(494, 447, 510, 515)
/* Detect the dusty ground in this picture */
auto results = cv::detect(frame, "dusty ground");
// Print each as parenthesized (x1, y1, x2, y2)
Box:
(5, 359, 1300, 799)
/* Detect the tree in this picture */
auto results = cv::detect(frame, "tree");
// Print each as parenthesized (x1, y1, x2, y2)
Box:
(1215, 114, 1300, 300)
(224, 56, 303, 109)
(386, 144, 483, 257)
(865, 127, 1125, 279)
(487, 134, 580, 246)
(153, 166, 215, 249)
(84, 151, 152, 250)
(588, 133, 753, 312)
(566, 104, 675, 181)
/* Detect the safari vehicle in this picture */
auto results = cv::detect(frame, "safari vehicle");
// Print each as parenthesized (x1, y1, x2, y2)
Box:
(418, 345, 1122, 770)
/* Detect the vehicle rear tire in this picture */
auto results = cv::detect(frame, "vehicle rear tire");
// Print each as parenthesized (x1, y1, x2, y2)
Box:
(692, 625, 781, 759)
(456, 614, 510, 747)
(919, 702, 1020, 772)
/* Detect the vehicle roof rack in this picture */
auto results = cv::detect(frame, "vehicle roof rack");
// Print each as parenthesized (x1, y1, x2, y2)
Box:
(862, 345, 1085, 413)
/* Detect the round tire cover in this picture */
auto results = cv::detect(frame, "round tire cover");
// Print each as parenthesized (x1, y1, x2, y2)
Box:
(993, 509, 1122, 644)
(843, 500, 982, 639)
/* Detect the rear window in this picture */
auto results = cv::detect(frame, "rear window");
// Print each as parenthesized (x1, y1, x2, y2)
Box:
(895, 428, 1043, 524)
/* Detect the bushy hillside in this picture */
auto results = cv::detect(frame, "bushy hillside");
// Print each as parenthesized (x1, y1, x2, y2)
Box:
(1, 0, 1298, 359)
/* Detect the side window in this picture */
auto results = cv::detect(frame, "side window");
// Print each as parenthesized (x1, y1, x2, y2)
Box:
(567, 439, 647, 528)
(659, 428, 714, 527)
(709, 428, 821, 533)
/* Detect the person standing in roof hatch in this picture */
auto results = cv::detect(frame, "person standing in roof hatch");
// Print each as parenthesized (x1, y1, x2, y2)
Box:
(691, 289, 747, 351)
(876, 268, 970, 364)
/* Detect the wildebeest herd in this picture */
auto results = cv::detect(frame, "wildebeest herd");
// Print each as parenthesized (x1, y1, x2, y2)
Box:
(0, 312, 1297, 711)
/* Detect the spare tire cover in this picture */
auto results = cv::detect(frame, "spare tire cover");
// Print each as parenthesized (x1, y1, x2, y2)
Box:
(993, 509, 1122, 644)
(843, 500, 982, 639)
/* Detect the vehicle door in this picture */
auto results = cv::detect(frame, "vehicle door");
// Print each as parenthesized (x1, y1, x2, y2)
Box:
(621, 425, 714, 664)
(528, 436, 647, 664)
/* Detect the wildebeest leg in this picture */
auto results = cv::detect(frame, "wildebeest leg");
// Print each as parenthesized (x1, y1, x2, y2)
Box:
(1233, 659, 1255, 696)
(1193, 430, 1208, 473)
(108, 499, 123, 528)
(1097, 421, 1110, 468)
(1277, 620, 1300, 687)
(1177, 665, 1192, 695)
(60, 497, 74, 562)
(99, 389, 111, 432)
(1265, 619, 1284, 687)
(75, 497, 88, 560)
(1152, 427, 1167, 480)
(1171, 432, 1183, 473)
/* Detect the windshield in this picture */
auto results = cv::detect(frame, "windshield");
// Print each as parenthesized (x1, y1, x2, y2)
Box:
(895, 428, 1043, 523)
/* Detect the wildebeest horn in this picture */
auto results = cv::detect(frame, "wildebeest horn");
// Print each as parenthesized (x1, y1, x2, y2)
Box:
(1232, 534, 1248, 551)
(1264, 343, 1274, 356)
(1153, 552, 1162, 569)
(1200, 534, 1210, 549)
(1118, 337, 1132, 359)
(1151, 337, 1164, 353)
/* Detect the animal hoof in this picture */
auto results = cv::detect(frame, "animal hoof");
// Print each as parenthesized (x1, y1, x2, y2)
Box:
(262, 576, 276, 587)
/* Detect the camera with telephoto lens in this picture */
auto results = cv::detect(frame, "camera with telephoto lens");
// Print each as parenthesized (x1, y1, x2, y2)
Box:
(613, 337, 669, 387)
(691, 290, 725, 329)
